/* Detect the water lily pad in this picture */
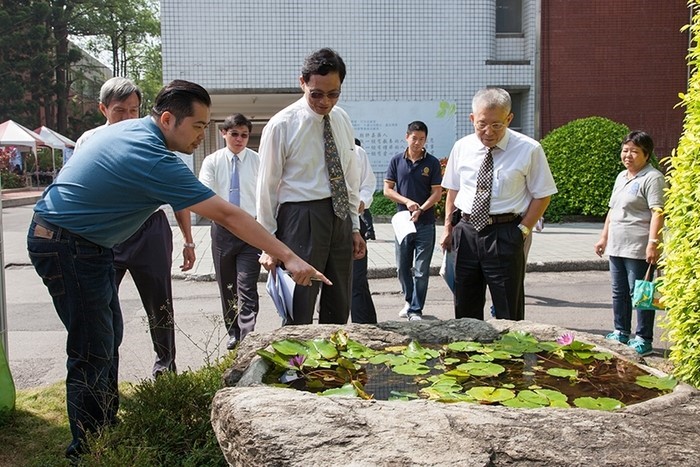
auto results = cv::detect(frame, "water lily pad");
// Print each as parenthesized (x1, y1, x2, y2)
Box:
(271, 339, 309, 356)
(573, 396, 625, 411)
(329, 330, 349, 349)
(635, 375, 677, 390)
(257, 348, 294, 368)
(320, 383, 357, 397)
(502, 388, 569, 408)
(337, 357, 360, 370)
(368, 353, 408, 367)
(389, 390, 419, 401)
(446, 341, 484, 353)
(456, 362, 506, 377)
(306, 338, 338, 360)
(467, 386, 515, 403)
(392, 362, 431, 375)
(443, 357, 461, 365)
(469, 354, 494, 362)
(342, 340, 377, 359)
(547, 367, 578, 379)
(404, 341, 440, 360)
(488, 350, 516, 360)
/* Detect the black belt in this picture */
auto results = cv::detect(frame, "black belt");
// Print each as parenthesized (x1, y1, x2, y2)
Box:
(462, 212, 520, 225)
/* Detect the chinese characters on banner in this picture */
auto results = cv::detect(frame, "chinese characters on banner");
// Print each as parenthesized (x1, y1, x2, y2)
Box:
(343, 101, 457, 175)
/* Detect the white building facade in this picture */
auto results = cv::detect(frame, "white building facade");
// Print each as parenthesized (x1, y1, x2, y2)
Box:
(161, 0, 539, 178)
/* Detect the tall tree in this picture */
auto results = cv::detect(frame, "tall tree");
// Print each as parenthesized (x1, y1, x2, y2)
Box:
(0, 0, 53, 128)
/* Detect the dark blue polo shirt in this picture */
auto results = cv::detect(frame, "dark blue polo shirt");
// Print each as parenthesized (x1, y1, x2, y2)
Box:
(385, 149, 443, 225)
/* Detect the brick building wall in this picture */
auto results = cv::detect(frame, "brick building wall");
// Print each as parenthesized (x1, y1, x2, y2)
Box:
(540, 1, 690, 157)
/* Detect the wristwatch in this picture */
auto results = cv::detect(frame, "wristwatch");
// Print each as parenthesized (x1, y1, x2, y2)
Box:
(517, 224, 531, 237)
(184, 242, 196, 248)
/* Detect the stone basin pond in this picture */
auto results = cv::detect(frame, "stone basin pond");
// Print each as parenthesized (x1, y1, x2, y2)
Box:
(212, 320, 700, 466)
(258, 329, 675, 410)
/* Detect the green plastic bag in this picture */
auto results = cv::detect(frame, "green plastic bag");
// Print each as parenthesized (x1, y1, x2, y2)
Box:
(632, 265, 662, 310)
(0, 338, 16, 413)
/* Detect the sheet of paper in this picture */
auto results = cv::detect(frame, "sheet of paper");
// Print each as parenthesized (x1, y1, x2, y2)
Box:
(391, 210, 416, 244)
(265, 266, 295, 324)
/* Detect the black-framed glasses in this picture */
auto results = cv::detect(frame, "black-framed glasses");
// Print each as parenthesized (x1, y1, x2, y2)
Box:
(227, 131, 250, 139)
(474, 121, 507, 131)
(308, 90, 341, 100)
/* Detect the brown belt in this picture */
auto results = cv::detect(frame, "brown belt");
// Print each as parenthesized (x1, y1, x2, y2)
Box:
(461, 212, 520, 225)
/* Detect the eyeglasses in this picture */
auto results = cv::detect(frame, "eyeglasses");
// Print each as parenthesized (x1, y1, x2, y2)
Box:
(227, 131, 250, 139)
(474, 121, 507, 131)
(308, 90, 341, 100)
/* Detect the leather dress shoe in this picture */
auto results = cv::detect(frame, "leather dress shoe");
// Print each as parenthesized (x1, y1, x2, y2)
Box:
(226, 336, 239, 350)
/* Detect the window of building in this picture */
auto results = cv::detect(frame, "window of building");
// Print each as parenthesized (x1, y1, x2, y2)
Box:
(508, 91, 524, 131)
(496, 0, 522, 35)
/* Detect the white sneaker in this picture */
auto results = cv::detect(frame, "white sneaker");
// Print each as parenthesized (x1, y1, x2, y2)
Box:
(408, 314, 423, 321)
(398, 302, 410, 318)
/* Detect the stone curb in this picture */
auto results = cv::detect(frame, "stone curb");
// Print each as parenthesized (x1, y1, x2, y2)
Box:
(174, 259, 609, 282)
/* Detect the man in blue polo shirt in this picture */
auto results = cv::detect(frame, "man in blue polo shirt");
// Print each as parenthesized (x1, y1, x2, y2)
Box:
(384, 121, 443, 321)
(27, 80, 328, 460)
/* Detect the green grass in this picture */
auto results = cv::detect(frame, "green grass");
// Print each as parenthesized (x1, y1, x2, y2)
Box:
(0, 354, 235, 466)
(0, 382, 72, 466)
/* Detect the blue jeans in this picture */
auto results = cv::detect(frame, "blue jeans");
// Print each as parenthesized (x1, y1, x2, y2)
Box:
(609, 256, 656, 341)
(27, 215, 122, 456)
(395, 223, 435, 314)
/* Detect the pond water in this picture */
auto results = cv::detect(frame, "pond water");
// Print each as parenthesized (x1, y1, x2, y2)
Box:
(258, 332, 673, 408)
(362, 352, 661, 404)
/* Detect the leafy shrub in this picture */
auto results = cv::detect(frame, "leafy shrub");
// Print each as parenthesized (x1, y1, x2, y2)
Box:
(82, 354, 235, 466)
(541, 117, 629, 222)
(1, 171, 24, 189)
(370, 191, 395, 216)
(658, 5, 700, 388)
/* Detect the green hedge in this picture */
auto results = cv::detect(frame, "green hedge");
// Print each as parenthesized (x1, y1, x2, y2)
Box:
(659, 5, 700, 387)
(541, 116, 630, 222)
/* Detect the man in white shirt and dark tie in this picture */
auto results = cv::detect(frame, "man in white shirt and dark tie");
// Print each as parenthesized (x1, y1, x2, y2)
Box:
(257, 48, 365, 325)
(199, 114, 261, 349)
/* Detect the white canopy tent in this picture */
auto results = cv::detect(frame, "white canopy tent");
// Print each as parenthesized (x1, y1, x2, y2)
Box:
(0, 120, 47, 186)
(35, 126, 76, 168)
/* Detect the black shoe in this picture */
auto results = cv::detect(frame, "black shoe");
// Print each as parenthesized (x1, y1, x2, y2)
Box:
(226, 336, 239, 350)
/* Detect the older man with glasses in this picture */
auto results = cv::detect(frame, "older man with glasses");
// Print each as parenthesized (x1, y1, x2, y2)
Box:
(199, 113, 261, 349)
(440, 87, 557, 321)
(257, 47, 365, 325)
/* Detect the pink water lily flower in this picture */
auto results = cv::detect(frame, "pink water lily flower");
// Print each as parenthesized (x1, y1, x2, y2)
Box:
(289, 355, 306, 369)
(556, 332, 575, 346)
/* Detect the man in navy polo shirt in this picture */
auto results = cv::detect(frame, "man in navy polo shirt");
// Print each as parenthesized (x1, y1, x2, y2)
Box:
(384, 121, 443, 320)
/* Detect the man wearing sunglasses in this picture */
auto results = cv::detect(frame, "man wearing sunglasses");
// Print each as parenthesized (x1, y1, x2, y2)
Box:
(440, 87, 557, 322)
(257, 48, 365, 325)
(199, 114, 261, 349)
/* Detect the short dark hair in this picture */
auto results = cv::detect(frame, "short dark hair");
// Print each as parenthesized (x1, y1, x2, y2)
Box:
(151, 80, 211, 122)
(406, 121, 428, 137)
(301, 48, 346, 84)
(623, 130, 654, 159)
(222, 113, 252, 133)
(100, 77, 141, 106)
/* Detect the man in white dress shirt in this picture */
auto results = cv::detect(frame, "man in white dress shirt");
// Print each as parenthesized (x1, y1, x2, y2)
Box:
(351, 139, 377, 324)
(440, 87, 557, 321)
(199, 114, 260, 349)
(257, 48, 365, 325)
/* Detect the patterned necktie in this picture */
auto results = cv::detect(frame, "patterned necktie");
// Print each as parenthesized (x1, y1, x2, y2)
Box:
(229, 154, 240, 206)
(323, 115, 349, 219)
(470, 147, 494, 231)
